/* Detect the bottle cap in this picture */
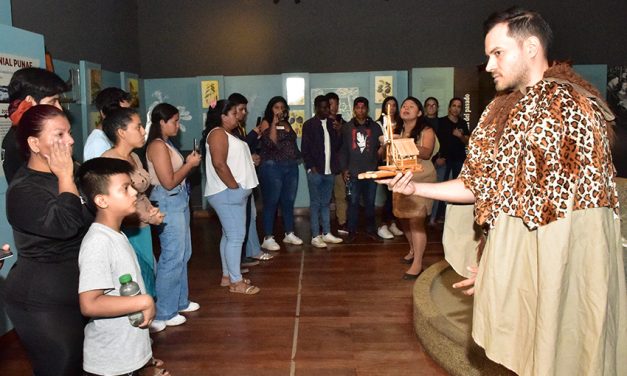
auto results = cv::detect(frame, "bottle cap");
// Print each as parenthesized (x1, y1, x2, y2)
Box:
(119, 274, 132, 284)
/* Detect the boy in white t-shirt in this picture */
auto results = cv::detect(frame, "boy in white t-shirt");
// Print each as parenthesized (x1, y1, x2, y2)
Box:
(77, 157, 169, 376)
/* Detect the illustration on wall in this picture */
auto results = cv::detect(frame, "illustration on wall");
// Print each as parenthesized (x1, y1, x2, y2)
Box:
(311, 87, 360, 119)
(201, 80, 219, 108)
(289, 110, 305, 137)
(128, 78, 140, 108)
(374, 75, 393, 103)
(89, 69, 102, 104)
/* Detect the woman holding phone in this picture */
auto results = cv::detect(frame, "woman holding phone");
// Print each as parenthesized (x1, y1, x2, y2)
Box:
(146, 103, 202, 332)
(257, 96, 303, 252)
(204, 99, 261, 294)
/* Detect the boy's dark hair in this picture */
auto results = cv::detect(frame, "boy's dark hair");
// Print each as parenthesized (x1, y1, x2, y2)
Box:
(78, 157, 134, 212)
(314, 95, 328, 108)
(325, 92, 339, 102)
(483, 7, 553, 56)
(227, 93, 248, 105)
(94, 87, 131, 117)
(102, 107, 139, 144)
(8, 67, 68, 102)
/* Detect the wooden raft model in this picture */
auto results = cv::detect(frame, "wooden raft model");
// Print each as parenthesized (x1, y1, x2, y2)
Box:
(358, 109, 423, 179)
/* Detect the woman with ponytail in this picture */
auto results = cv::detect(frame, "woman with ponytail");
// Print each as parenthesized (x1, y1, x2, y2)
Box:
(204, 100, 260, 295)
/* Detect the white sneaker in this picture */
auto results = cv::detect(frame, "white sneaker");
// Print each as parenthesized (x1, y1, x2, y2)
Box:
(389, 222, 404, 236)
(149, 320, 166, 333)
(283, 232, 303, 245)
(261, 236, 281, 251)
(322, 233, 343, 244)
(311, 235, 327, 248)
(165, 314, 187, 326)
(377, 225, 394, 239)
(179, 301, 200, 313)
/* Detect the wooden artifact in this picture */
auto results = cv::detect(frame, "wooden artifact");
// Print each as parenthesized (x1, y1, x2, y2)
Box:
(358, 106, 423, 179)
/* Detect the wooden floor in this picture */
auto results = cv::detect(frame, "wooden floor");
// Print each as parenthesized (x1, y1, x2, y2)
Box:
(0, 213, 450, 376)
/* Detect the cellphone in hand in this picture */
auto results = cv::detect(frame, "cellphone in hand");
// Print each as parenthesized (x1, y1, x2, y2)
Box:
(0, 250, 14, 261)
(193, 138, 199, 153)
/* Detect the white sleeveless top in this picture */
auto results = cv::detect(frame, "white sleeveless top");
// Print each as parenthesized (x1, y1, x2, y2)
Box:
(204, 128, 259, 196)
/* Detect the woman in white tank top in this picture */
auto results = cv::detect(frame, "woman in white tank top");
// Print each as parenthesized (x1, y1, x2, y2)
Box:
(204, 100, 260, 295)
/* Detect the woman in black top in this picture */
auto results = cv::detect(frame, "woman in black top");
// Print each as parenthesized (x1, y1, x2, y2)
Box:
(4, 105, 91, 375)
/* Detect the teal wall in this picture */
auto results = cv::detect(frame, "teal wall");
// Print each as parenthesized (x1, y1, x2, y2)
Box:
(0, 23, 45, 335)
(0, 0, 10, 26)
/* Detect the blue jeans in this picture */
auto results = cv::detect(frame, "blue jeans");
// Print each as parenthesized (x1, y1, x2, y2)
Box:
(242, 195, 262, 258)
(347, 178, 377, 233)
(259, 160, 299, 236)
(207, 187, 252, 283)
(430, 163, 449, 222)
(151, 185, 192, 321)
(306, 172, 335, 236)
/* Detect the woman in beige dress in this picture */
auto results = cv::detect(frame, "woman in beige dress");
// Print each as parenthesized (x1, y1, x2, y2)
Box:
(101, 107, 164, 296)
(392, 97, 437, 279)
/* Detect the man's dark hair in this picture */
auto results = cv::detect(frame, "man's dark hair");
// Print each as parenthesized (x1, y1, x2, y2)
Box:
(8, 67, 68, 102)
(228, 93, 248, 105)
(314, 95, 328, 108)
(78, 157, 134, 212)
(484, 7, 553, 56)
(353, 96, 369, 108)
(94, 87, 131, 117)
(425, 97, 439, 107)
(325, 92, 339, 102)
(448, 97, 463, 108)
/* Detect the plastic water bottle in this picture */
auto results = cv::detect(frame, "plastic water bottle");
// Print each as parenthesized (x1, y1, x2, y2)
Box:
(119, 274, 144, 327)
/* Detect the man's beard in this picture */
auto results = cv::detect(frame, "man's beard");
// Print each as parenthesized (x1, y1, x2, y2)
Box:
(495, 60, 529, 92)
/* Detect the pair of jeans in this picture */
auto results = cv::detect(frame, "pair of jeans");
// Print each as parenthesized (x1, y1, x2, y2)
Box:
(347, 178, 377, 233)
(430, 163, 449, 222)
(306, 172, 335, 236)
(207, 186, 252, 283)
(259, 160, 299, 236)
(151, 184, 192, 321)
(241, 194, 262, 258)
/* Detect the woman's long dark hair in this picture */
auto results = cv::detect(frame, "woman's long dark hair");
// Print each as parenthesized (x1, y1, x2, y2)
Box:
(262, 96, 289, 123)
(376, 96, 402, 129)
(147, 103, 178, 144)
(201, 99, 237, 160)
(396, 96, 430, 141)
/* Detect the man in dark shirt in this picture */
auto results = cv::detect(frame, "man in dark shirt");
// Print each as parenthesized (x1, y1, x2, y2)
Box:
(302, 95, 343, 248)
(327, 92, 350, 234)
(339, 97, 384, 243)
(436, 97, 470, 180)
(2, 68, 68, 184)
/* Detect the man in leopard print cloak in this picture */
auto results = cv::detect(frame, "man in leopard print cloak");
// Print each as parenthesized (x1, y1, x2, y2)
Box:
(380, 7, 626, 375)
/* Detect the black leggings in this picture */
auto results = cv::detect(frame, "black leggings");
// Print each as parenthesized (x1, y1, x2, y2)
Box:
(6, 303, 85, 376)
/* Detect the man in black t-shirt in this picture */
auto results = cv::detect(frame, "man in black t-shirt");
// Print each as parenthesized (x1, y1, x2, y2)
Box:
(436, 97, 470, 180)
